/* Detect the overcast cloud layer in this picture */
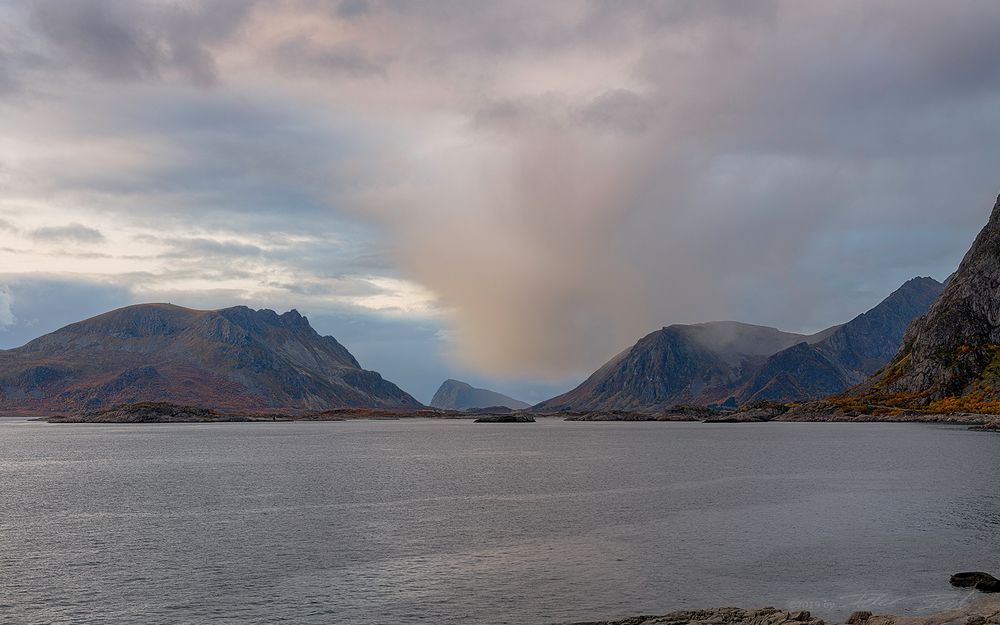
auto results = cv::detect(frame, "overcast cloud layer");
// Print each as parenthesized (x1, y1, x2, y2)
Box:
(1, 0, 998, 402)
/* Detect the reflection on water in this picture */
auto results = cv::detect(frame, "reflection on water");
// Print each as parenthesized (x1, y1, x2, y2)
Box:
(1, 419, 998, 625)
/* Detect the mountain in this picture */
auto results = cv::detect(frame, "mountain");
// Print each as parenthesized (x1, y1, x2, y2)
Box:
(0, 303, 421, 415)
(856, 194, 1000, 411)
(536, 278, 943, 412)
(734, 277, 944, 403)
(535, 321, 833, 411)
(430, 379, 530, 410)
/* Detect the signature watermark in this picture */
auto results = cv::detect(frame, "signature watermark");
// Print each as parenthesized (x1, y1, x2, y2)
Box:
(787, 590, 979, 614)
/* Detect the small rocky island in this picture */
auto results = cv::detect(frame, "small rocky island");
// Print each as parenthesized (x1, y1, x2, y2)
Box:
(473, 414, 535, 423)
(47, 402, 267, 423)
(44, 401, 503, 423)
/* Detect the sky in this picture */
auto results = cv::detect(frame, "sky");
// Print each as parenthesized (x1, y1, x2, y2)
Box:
(1, 0, 999, 404)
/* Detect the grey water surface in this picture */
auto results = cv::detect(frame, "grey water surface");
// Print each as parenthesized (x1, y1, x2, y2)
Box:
(2, 418, 998, 625)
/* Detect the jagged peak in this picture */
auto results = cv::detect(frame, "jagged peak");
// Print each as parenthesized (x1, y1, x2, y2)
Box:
(854, 192, 1000, 404)
(899, 276, 942, 288)
(34, 302, 328, 344)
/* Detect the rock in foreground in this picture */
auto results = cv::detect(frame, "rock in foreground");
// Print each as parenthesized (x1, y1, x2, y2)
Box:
(950, 571, 1000, 592)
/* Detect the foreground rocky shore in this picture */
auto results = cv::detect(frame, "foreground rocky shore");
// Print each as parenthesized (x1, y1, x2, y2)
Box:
(570, 596, 1000, 625)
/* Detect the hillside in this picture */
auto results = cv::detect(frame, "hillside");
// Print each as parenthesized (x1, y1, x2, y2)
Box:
(535, 321, 832, 411)
(535, 278, 942, 412)
(0, 303, 421, 415)
(733, 277, 944, 403)
(430, 379, 530, 410)
(854, 194, 1000, 412)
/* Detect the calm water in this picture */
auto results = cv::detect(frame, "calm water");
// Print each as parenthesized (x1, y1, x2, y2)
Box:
(1, 419, 998, 625)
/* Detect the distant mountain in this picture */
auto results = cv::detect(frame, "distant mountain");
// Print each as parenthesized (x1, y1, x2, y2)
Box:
(535, 321, 833, 411)
(535, 278, 943, 412)
(856, 194, 1000, 411)
(0, 303, 421, 415)
(734, 277, 944, 403)
(430, 379, 529, 410)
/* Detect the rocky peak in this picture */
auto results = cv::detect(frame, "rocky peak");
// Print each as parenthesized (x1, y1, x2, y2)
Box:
(430, 379, 529, 411)
(281, 309, 309, 327)
(866, 194, 1000, 401)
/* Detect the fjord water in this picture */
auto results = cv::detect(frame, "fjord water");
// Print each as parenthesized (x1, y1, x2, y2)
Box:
(2, 420, 998, 625)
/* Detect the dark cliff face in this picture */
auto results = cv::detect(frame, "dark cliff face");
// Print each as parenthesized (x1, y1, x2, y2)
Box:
(0, 303, 420, 415)
(736, 343, 846, 403)
(862, 195, 1000, 403)
(430, 379, 529, 410)
(586, 327, 749, 409)
(536, 278, 943, 412)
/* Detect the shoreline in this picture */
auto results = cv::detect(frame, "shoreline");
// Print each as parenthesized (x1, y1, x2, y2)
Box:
(3, 399, 997, 429)
(30, 414, 1000, 428)
(569, 595, 1000, 625)
(15, 412, 1000, 429)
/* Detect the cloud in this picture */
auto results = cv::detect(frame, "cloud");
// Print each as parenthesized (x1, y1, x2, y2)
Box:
(335, 0, 371, 20)
(574, 89, 653, 134)
(31, 0, 164, 82)
(0, 277, 132, 347)
(271, 38, 388, 78)
(0, 52, 18, 96)
(3, 0, 1000, 387)
(27, 0, 253, 87)
(148, 236, 266, 260)
(346, 0, 1000, 376)
(30, 224, 105, 244)
(0, 287, 14, 328)
(309, 309, 579, 404)
(362, 98, 656, 376)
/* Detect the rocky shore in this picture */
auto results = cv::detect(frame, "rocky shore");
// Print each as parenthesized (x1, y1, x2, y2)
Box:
(570, 596, 1000, 625)
(971, 421, 1000, 431)
(555, 404, 1000, 430)
(562, 406, 718, 421)
(547, 397, 1000, 428)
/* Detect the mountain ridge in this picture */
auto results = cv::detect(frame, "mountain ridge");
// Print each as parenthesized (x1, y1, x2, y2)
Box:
(535, 320, 831, 411)
(535, 277, 943, 412)
(733, 276, 944, 404)
(0, 303, 420, 415)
